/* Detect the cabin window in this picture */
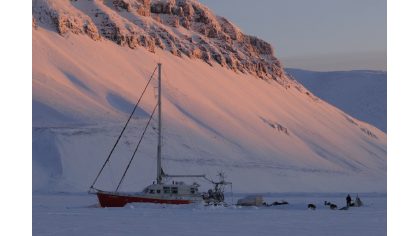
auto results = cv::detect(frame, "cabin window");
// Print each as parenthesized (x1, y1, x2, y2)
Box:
(149, 189, 155, 194)
(190, 188, 195, 194)
(171, 187, 178, 194)
(163, 187, 170, 194)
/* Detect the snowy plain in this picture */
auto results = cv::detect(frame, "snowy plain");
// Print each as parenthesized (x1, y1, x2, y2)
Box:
(33, 192, 386, 236)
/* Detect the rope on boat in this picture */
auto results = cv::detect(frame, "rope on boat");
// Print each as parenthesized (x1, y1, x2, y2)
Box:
(115, 102, 158, 192)
(89, 66, 158, 190)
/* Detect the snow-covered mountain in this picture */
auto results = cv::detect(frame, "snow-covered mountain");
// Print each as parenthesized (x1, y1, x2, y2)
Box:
(33, 0, 286, 81)
(286, 68, 387, 132)
(32, 0, 386, 193)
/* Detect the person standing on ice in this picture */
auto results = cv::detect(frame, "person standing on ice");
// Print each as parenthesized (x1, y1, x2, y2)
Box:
(355, 195, 363, 207)
(346, 194, 352, 207)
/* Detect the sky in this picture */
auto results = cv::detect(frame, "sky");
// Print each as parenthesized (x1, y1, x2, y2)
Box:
(199, 0, 386, 71)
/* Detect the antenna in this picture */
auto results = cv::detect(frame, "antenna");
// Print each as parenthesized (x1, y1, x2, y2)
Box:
(157, 63, 163, 184)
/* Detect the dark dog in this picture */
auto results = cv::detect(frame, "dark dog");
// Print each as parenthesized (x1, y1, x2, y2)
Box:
(307, 204, 316, 210)
(329, 204, 337, 210)
(324, 201, 337, 210)
(272, 201, 288, 206)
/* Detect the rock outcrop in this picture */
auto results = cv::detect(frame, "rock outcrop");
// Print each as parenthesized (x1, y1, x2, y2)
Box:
(32, 0, 290, 82)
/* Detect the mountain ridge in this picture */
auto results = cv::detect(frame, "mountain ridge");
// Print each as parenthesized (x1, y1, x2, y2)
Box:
(33, 0, 293, 83)
(286, 68, 387, 132)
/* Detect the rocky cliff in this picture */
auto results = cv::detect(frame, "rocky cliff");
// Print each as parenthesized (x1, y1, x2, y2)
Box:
(33, 0, 290, 83)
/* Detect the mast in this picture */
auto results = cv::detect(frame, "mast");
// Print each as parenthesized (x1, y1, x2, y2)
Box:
(157, 63, 163, 184)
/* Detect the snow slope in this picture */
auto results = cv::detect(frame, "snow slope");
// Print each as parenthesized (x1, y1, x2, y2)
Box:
(32, 0, 386, 193)
(286, 68, 387, 132)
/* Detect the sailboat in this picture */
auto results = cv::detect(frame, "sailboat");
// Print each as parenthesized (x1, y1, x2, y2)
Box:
(89, 63, 230, 207)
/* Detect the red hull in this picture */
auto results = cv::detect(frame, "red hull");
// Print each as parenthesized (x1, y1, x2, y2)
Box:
(96, 192, 193, 207)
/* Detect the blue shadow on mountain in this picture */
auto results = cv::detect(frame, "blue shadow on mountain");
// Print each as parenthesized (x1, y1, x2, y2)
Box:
(106, 92, 149, 118)
(62, 71, 94, 93)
